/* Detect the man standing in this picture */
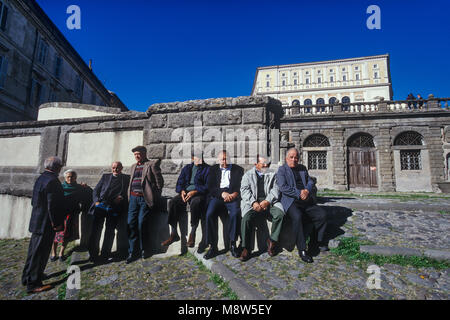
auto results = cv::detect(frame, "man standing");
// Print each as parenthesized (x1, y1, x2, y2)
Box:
(161, 154, 209, 255)
(88, 161, 130, 263)
(277, 148, 328, 263)
(239, 155, 285, 261)
(22, 156, 65, 293)
(127, 146, 164, 263)
(204, 150, 244, 260)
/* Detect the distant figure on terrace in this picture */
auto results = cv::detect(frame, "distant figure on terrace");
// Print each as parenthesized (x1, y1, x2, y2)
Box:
(50, 169, 91, 262)
(22, 156, 65, 294)
(417, 94, 424, 109)
(162, 153, 210, 255)
(406, 93, 416, 109)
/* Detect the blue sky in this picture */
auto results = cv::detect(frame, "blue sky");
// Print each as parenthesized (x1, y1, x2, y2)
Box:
(36, 0, 450, 112)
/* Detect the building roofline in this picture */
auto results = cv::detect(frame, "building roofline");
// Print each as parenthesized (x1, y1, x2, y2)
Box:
(256, 54, 390, 71)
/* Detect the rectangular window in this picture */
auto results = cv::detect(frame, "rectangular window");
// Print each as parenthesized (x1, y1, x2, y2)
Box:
(308, 151, 327, 170)
(31, 79, 43, 107)
(0, 1, 9, 31)
(400, 150, 422, 170)
(330, 76, 334, 82)
(374, 72, 378, 78)
(306, 78, 309, 84)
(356, 74, 360, 80)
(37, 38, 49, 65)
(282, 80, 285, 86)
(266, 81, 270, 88)
(293, 79, 297, 85)
(317, 77, 321, 84)
(0, 55, 8, 88)
(343, 75, 347, 81)
(54, 56, 63, 79)
(75, 76, 82, 96)
(90, 91, 96, 105)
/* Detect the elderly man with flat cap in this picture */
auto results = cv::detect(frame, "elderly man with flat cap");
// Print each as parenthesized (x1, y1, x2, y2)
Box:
(126, 146, 164, 263)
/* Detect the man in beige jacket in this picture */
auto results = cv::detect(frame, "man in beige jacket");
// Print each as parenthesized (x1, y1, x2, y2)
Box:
(127, 146, 164, 263)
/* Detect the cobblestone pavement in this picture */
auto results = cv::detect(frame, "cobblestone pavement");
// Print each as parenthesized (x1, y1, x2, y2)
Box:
(1, 198, 449, 300)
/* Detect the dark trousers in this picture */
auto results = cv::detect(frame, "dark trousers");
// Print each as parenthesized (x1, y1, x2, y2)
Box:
(205, 197, 241, 249)
(22, 225, 55, 290)
(168, 194, 206, 245)
(286, 201, 327, 251)
(127, 195, 151, 256)
(88, 210, 119, 258)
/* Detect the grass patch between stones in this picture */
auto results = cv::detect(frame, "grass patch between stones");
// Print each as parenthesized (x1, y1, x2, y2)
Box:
(331, 237, 450, 270)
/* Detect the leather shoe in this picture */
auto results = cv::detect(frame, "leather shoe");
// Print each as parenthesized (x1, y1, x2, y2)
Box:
(126, 254, 137, 264)
(187, 233, 195, 248)
(299, 250, 313, 263)
(267, 238, 276, 257)
(203, 247, 218, 260)
(50, 256, 58, 262)
(197, 242, 207, 254)
(230, 244, 241, 258)
(27, 284, 53, 294)
(239, 248, 251, 262)
(161, 232, 180, 247)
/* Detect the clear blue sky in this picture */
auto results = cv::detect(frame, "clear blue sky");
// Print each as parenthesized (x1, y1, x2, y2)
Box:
(36, 0, 450, 112)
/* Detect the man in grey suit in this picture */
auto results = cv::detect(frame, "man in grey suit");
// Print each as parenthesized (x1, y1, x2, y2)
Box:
(239, 155, 285, 261)
(277, 148, 328, 263)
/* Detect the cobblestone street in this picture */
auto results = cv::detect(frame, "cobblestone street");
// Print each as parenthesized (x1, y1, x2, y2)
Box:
(1, 197, 449, 300)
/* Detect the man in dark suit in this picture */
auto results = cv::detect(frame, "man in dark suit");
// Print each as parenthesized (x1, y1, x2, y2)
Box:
(161, 154, 210, 255)
(204, 150, 244, 260)
(22, 156, 65, 294)
(277, 148, 328, 263)
(88, 161, 130, 263)
(127, 146, 164, 263)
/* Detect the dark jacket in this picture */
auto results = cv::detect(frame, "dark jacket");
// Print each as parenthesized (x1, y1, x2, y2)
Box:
(127, 159, 164, 208)
(276, 163, 315, 212)
(29, 171, 65, 234)
(89, 173, 130, 215)
(207, 164, 244, 199)
(175, 163, 210, 195)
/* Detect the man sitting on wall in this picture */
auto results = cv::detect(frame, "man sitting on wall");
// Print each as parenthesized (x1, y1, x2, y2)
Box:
(88, 161, 130, 264)
(239, 154, 285, 261)
(203, 150, 244, 260)
(161, 153, 210, 255)
(277, 147, 328, 263)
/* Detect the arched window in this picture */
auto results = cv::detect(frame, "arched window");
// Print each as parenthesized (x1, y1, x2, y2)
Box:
(342, 96, 350, 111)
(292, 100, 300, 106)
(304, 99, 312, 105)
(304, 134, 330, 170)
(316, 98, 325, 105)
(348, 133, 375, 148)
(329, 97, 337, 104)
(394, 131, 423, 170)
(394, 131, 423, 146)
(303, 134, 330, 147)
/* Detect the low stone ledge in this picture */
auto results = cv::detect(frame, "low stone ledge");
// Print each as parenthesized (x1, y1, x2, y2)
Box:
(193, 249, 267, 300)
(360, 245, 422, 257)
(423, 249, 450, 262)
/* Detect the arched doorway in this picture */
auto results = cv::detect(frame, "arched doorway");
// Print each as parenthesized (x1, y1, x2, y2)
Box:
(347, 133, 377, 188)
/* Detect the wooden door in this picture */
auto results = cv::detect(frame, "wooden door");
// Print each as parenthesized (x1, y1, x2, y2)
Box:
(348, 148, 377, 188)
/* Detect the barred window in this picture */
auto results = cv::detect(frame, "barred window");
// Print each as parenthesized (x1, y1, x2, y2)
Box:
(304, 134, 330, 147)
(400, 150, 421, 170)
(308, 151, 327, 170)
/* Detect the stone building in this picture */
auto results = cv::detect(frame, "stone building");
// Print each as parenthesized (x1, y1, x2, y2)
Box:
(251, 54, 393, 115)
(279, 97, 450, 193)
(0, 0, 127, 123)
